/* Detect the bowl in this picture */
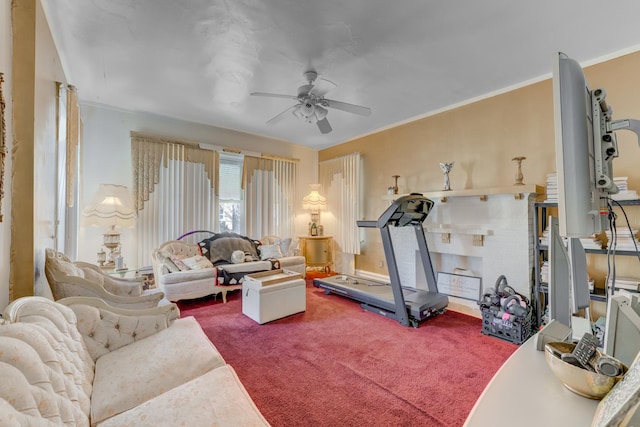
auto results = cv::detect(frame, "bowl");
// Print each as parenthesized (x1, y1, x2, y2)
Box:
(544, 341, 627, 399)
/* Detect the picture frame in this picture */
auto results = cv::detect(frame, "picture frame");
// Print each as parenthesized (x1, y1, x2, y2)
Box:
(0, 72, 5, 222)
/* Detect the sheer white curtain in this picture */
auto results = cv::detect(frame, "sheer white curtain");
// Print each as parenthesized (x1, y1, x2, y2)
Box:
(319, 152, 361, 255)
(243, 156, 297, 239)
(131, 133, 218, 266)
(54, 83, 80, 257)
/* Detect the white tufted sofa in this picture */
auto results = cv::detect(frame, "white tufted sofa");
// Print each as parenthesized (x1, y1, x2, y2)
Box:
(0, 296, 270, 426)
(151, 240, 242, 302)
(152, 236, 306, 303)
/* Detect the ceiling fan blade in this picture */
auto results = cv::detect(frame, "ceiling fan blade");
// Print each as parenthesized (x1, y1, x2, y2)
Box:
(266, 104, 298, 125)
(251, 92, 298, 100)
(323, 99, 371, 116)
(309, 78, 337, 97)
(317, 117, 332, 134)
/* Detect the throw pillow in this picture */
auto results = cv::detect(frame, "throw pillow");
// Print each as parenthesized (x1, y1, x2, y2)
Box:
(286, 238, 300, 257)
(231, 250, 245, 264)
(163, 257, 180, 273)
(182, 255, 214, 270)
(275, 238, 292, 256)
(259, 244, 283, 260)
(169, 254, 190, 271)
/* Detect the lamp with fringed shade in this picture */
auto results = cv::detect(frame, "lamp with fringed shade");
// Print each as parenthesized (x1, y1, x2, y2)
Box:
(302, 184, 326, 236)
(83, 184, 136, 269)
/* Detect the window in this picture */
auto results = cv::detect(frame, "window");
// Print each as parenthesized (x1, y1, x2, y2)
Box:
(218, 152, 244, 234)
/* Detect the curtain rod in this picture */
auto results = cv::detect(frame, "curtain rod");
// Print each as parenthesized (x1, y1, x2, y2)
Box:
(319, 151, 360, 164)
(259, 153, 299, 163)
(208, 145, 299, 163)
(130, 132, 298, 162)
(130, 131, 201, 147)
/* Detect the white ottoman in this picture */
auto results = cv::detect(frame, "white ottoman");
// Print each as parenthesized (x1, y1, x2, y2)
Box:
(242, 271, 306, 324)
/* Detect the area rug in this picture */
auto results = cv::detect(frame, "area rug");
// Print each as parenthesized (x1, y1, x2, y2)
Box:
(178, 282, 517, 427)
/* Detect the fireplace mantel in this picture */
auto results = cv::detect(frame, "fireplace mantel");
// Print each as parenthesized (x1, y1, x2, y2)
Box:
(383, 184, 544, 202)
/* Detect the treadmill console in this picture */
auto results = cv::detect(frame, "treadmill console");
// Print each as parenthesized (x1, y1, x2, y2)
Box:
(378, 193, 434, 228)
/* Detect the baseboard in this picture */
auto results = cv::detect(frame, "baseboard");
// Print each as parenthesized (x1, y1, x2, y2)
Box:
(446, 296, 482, 319)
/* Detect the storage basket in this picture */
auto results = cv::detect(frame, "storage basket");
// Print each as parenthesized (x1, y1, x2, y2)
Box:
(480, 306, 534, 345)
(478, 275, 535, 345)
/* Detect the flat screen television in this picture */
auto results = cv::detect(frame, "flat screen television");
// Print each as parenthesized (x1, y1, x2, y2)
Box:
(552, 52, 617, 239)
(551, 51, 640, 331)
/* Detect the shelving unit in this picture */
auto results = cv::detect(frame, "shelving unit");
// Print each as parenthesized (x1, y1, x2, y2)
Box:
(533, 199, 640, 327)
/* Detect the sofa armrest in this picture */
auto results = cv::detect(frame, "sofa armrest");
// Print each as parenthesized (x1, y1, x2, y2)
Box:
(74, 261, 144, 283)
(74, 261, 146, 294)
(55, 275, 165, 309)
(58, 296, 180, 361)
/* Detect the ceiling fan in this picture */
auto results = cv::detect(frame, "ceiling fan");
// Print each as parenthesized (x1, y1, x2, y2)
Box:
(250, 70, 371, 134)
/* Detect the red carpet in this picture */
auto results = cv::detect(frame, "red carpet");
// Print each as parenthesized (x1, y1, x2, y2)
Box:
(178, 281, 516, 427)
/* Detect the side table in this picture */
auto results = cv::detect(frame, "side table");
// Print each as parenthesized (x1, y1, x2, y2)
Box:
(299, 235, 333, 273)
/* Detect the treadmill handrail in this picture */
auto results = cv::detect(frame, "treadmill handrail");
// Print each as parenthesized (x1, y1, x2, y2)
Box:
(358, 193, 435, 229)
(356, 220, 377, 228)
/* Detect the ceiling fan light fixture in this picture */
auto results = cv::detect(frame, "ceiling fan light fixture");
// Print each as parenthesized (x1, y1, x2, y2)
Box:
(314, 105, 328, 121)
(251, 69, 370, 134)
(292, 106, 304, 120)
(300, 101, 315, 118)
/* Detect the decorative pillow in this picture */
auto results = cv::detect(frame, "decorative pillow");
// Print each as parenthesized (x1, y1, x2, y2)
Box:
(259, 244, 284, 260)
(275, 238, 292, 256)
(286, 238, 300, 257)
(231, 250, 245, 264)
(163, 257, 180, 273)
(182, 255, 214, 270)
(169, 254, 190, 271)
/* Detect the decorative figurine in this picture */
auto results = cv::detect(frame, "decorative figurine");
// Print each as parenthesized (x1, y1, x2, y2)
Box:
(512, 156, 526, 185)
(439, 162, 455, 191)
(391, 175, 400, 194)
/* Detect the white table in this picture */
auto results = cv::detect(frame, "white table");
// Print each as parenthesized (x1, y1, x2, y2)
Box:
(464, 334, 599, 426)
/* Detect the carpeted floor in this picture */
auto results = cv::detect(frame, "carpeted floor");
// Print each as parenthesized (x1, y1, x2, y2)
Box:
(178, 281, 517, 427)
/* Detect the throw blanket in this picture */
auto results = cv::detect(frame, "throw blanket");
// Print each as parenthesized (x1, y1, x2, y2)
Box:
(198, 233, 261, 265)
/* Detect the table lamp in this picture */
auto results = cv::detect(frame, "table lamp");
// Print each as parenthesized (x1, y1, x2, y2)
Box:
(302, 184, 326, 236)
(83, 184, 136, 269)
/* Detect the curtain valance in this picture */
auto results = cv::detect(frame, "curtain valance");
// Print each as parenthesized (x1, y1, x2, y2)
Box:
(131, 132, 218, 211)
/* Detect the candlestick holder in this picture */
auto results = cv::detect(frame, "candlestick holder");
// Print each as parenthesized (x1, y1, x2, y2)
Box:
(512, 156, 526, 185)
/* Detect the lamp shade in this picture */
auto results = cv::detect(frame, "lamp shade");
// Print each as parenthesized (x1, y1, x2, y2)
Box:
(83, 184, 136, 228)
(302, 184, 327, 212)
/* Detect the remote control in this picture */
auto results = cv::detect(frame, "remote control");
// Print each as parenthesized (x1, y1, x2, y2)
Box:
(572, 332, 600, 370)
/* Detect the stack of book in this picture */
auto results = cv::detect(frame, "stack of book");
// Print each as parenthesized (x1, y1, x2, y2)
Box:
(580, 235, 606, 250)
(540, 260, 595, 292)
(604, 227, 640, 251)
(611, 177, 639, 201)
(545, 173, 558, 203)
(607, 276, 640, 294)
(539, 226, 604, 250)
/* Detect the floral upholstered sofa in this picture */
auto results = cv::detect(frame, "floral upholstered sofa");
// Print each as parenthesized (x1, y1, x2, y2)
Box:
(152, 233, 305, 302)
(0, 296, 270, 426)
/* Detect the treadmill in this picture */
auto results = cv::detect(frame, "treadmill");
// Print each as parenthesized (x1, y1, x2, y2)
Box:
(314, 193, 448, 327)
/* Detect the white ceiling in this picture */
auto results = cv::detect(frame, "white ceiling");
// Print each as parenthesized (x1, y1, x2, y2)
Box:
(42, 0, 640, 149)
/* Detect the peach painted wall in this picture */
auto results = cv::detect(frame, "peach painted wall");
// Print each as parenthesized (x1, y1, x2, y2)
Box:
(320, 51, 640, 299)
